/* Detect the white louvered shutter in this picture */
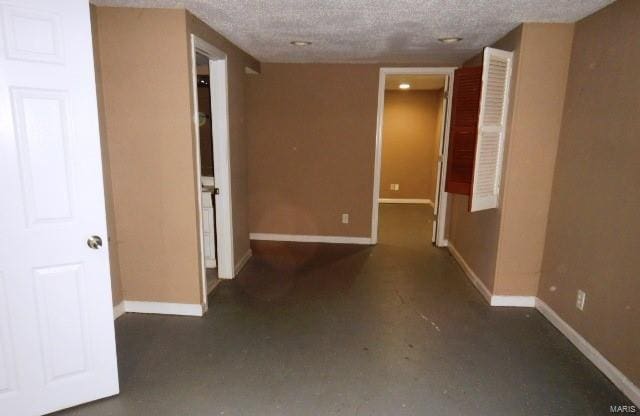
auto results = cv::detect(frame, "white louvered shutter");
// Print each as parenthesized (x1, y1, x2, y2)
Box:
(470, 47, 513, 212)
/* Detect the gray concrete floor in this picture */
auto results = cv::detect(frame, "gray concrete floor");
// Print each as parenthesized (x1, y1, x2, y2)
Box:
(57, 204, 630, 415)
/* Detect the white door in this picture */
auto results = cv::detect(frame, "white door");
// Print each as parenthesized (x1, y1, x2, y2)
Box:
(201, 177, 217, 268)
(433, 76, 451, 245)
(0, 1, 119, 415)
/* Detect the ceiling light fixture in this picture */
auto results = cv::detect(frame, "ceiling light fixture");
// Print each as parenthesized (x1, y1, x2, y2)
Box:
(438, 37, 463, 44)
(399, 83, 411, 90)
(290, 40, 312, 46)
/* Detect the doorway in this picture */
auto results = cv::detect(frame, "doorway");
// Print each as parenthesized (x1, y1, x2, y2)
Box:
(371, 68, 455, 246)
(195, 51, 219, 297)
(190, 35, 235, 311)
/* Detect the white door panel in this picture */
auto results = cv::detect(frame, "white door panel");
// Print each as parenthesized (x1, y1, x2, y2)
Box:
(0, 0, 119, 414)
(202, 188, 217, 268)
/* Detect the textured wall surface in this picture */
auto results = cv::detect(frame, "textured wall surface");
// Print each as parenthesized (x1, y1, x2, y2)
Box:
(247, 64, 379, 238)
(538, 0, 640, 387)
(93, 7, 258, 304)
(91, 5, 123, 306)
(446, 25, 523, 292)
(380, 90, 442, 200)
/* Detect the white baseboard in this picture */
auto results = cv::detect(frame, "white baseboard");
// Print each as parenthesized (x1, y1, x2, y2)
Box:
(536, 299, 640, 406)
(448, 243, 536, 307)
(234, 248, 252, 275)
(449, 243, 638, 404)
(447, 243, 492, 304)
(491, 295, 536, 307)
(379, 198, 433, 207)
(250, 233, 373, 245)
(113, 301, 125, 320)
(123, 301, 203, 317)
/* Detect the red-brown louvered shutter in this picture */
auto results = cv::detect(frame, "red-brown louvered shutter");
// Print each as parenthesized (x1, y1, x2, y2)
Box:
(444, 66, 482, 195)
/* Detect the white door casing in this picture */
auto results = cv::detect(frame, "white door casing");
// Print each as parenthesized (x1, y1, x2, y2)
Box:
(190, 34, 234, 311)
(0, 1, 119, 415)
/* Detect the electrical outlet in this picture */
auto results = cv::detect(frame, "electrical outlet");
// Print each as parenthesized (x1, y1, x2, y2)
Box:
(341, 213, 349, 224)
(389, 183, 400, 191)
(576, 290, 586, 311)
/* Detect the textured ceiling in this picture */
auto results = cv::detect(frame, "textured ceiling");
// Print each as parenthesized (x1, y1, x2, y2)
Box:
(386, 74, 445, 90)
(93, 0, 614, 64)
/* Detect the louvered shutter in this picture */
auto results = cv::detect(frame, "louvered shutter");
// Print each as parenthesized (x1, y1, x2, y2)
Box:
(444, 66, 483, 195)
(469, 47, 513, 212)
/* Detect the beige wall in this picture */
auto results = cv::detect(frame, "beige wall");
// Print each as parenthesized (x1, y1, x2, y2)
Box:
(446, 24, 574, 295)
(380, 90, 442, 200)
(246, 63, 455, 238)
(247, 64, 380, 237)
(538, 0, 640, 387)
(446, 26, 524, 291)
(90, 5, 122, 306)
(493, 24, 575, 295)
(94, 7, 200, 304)
(93, 7, 258, 305)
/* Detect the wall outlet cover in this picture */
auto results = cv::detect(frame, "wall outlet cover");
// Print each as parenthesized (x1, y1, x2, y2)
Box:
(576, 289, 586, 311)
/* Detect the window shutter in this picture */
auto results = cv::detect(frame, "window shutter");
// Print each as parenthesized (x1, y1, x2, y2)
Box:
(469, 47, 513, 212)
(444, 66, 483, 195)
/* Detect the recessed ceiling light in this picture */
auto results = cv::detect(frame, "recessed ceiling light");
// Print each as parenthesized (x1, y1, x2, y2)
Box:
(399, 83, 411, 90)
(438, 37, 463, 44)
(290, 40, 312, 46)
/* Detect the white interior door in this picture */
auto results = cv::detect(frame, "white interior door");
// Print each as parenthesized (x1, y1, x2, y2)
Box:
(432, 76, 450, 243)
(0, 0, 119, 414)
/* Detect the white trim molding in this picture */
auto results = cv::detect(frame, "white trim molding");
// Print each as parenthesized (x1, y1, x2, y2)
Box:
(448, 244, 536, 307)
(448, 243, 639, 405)
(123, 301, 203, 317)
(250, 233, 373, 245)
(379, 198, 433, 206)
(448, 243, 640, 407)
(190, 34, 235, 309)
(113, 301, 125, 320)
(536, 299, 640, 406)
(491, 295, 536, 307)
(448, 243, 492, 304)
(371, 67, 457, 245)
(234, 248, 252, 275)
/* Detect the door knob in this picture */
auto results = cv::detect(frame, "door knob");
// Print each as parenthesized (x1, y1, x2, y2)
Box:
(87, 235, 103, 249)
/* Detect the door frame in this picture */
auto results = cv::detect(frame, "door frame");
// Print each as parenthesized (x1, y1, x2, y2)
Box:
(190, 35, 235, 310)
(371, 67, 456, 246)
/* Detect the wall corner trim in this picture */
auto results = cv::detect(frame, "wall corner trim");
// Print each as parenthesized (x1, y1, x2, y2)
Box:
(379, 198, 433, 206)
(234, 248, 253, 276)
(113, 301, 125, 320)
(122, 301, 203, 317)
(536, 299, 640, 406)
(250, 233, 373, 245)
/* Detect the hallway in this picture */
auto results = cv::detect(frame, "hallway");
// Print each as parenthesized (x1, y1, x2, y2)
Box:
(57, 205, 629, 415)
